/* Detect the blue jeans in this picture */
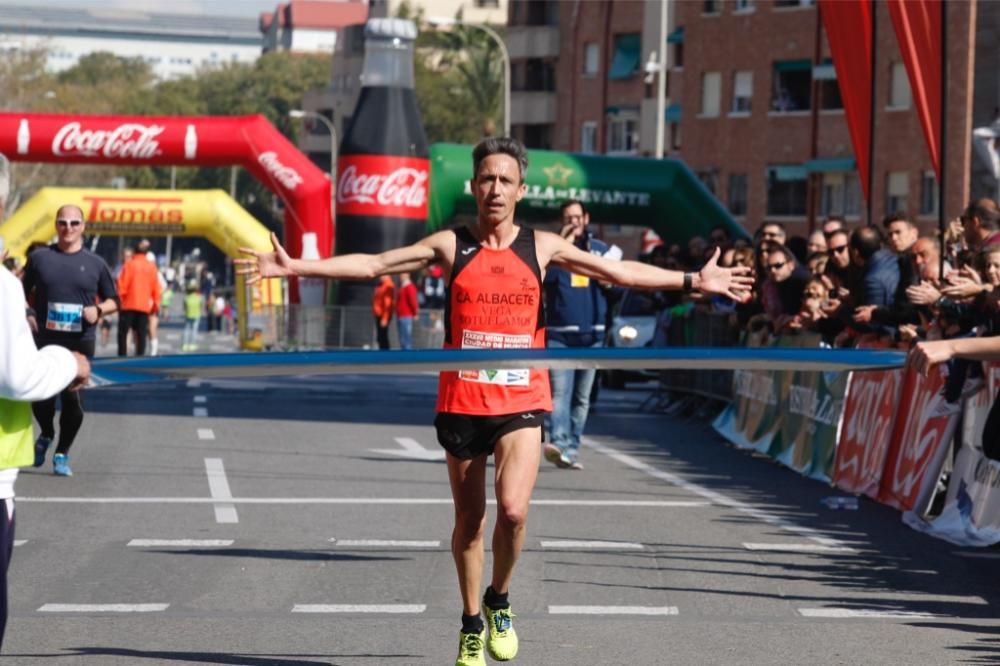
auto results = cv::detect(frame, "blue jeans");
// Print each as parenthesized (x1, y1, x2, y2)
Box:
(547, 339, 599, 460)
(398, 316, 414, 350)
(183, 317, 200, 347)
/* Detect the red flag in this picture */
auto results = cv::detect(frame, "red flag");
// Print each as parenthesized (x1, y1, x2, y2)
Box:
(820, 0, 874, 199)
(887, 0, 943, 179)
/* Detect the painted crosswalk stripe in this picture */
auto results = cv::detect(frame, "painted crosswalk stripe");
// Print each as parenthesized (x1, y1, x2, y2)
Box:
(127, 539, 234, 547)
(798, 608, 937, 619)
(197, 428, 215, 440)
(193, 407, 208, 417)
(39, 604, 169, 613)
(549, 606, 678, 616)
(193, 396, 207, 404)
(541, 540, 643, 550)
(292, 604, 425, 614)
(744, 543, 857, 553)
(204, 458, 238, 524)
(331, 539, 440, 548)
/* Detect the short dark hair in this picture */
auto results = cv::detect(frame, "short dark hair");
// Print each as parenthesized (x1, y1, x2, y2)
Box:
(560, 199, 587, 216)
(882, 212, 912, 229)
(850, 225, 883, 260)
(759, 221, 786, 235)
(767, 243, 796, 264)
(472, 137, 528, 182)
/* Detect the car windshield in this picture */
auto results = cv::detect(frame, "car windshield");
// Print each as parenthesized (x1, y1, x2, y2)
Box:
(619, 290, 659, 317)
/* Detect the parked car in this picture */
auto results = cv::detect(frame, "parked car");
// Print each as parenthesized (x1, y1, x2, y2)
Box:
(602, 288, 660, 389)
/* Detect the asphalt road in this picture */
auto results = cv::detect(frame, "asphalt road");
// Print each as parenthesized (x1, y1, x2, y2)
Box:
(4, 371, 999, 665)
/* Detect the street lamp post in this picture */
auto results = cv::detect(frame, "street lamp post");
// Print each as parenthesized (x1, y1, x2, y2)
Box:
(289, 109, 338, 197)
(428, 16, 510, 138)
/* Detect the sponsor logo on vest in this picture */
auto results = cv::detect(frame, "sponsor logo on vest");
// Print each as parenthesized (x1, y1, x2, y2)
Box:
(258, 151, 304, 191)
(52, 122, 164, 159)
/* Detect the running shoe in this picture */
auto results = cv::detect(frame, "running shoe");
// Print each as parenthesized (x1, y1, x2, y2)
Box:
(483, 596, 518, 661)
(455, 629, 486, 666)
(52, 454, 72, 477)
(33, 436, 52, 468)
(560, 454, 584, 471)
(542, 443, 563, 466)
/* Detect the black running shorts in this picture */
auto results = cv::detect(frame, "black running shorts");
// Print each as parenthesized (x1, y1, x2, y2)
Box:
(434, 410, 546, 460)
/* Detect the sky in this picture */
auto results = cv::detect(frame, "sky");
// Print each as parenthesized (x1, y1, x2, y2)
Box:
(0, 0, 281, 17)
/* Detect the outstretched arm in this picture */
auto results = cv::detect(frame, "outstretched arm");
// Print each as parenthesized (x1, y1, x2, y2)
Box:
(236, 232, 444, 284)
(912, 336, 1000, 376)
(541, 232, 753, 301)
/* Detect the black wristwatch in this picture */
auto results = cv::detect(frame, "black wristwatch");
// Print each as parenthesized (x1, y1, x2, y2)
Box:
(95, 304, 103, 318)
(683, 272, 693, 292)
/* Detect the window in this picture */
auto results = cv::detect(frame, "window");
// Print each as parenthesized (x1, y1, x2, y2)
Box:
(889, 62, 911, 109)
(522, 124, 554, 149)
(474, 0, 500, 6)
(697, 169, 719, 196)
(581, 122, 597, 154)
(775, 0, 815, 7)
(771, 60, 811, 111)
(734, 0, 754, 12)
(732, 71, 753, 114)
(766, 165, 808, 216)
(728, 173, 748, 216)
(820, 172, 861, 217)
(703, 0, 720, 14)
(701, 71, 721, 117)
(516, 59, 556, 91)
(886, 171, 909, 213)
(608, 33, 640, 80)
(920, 170, 938, 216)
(583, 43, 599, 76)
(812, 60, 843, 110)
(608, 116, 639, 154)
(673, 42, 684, 69)
(670, 122, 682, 150)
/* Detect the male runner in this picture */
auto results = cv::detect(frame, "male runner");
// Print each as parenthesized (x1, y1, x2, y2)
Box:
(237, 137, 752, 665)
(22, 205, 118, 476)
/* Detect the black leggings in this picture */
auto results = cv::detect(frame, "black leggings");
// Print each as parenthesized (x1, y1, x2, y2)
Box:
(32, 338, 93, 455)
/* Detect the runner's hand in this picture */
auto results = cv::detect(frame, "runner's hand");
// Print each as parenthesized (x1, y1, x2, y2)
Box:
(697, 247, 754, 302)
(68, 352, 90, 391)
(82, 304, 100, 325)
(912, 339, 953, 376)
(236, 233, 295, 284)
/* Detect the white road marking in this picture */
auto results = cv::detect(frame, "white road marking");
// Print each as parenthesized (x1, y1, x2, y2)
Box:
(541, 540, 643, 550)
(16, 497, 708, 507)
(292, 604, 426, 614)
(744, 542, 857, 553)
(39, 604, 169, 613)
(193, 407, 208, 417)
(127, 539, 234, 547)
(370, 437, 445, 461)
(583, 437, 850, 548)
(331, 539, 441, 548)
(197, 428, 215, 440)
(549, 605, 678, 615)
(13, 540, 26, 547)
(193, 396, 207, 404)
(952, 551, 1000, 559)
(186, 378, 202, 388)
(204, 458, 238, 524)
(798, 608, 937, 619)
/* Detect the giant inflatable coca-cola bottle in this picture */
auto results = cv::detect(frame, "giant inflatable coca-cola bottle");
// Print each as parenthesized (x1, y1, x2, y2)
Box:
(335, 18, 429, 307)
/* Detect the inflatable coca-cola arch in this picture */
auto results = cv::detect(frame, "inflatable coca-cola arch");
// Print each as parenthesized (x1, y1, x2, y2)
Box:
(0, 111, 331, 301)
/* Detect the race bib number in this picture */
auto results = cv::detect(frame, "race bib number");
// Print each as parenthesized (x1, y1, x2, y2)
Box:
(570, 273, 590, 288)
(459, 330, 531, 386)
(46, 302, 84, 332)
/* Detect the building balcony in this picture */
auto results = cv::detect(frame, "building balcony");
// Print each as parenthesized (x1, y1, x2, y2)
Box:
(506, 26, 559, 60)
(511, 91, 557, 125)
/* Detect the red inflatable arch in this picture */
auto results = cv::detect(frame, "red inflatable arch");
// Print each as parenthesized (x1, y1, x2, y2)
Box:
(0, 112, 331, 301)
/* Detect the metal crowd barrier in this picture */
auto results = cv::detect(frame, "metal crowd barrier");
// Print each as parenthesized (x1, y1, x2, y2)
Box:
(655, 308, 740, 402)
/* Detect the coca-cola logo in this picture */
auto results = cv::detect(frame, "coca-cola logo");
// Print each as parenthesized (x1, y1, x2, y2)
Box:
(337, 164, 428, 209)
(258, 151, 303, 191)
(52, 122, 164, 159)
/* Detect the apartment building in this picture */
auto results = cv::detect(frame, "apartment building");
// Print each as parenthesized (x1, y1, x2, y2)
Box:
(508, 0, 979, 239)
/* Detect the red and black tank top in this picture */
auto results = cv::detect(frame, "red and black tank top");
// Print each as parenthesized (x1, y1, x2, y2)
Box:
(436, 226, 551, 415)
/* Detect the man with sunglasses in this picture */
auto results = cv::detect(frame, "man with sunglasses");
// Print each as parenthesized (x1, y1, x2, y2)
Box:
(761, 245, 809, 328)
(22, 205, 118, 477)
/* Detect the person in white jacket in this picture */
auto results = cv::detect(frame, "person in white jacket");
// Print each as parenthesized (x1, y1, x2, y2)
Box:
(0, 154, 89, 649)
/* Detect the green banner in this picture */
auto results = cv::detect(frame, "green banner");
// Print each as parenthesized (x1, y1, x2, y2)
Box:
(712, 330, 782, 453)
(428, 143, 747, 246)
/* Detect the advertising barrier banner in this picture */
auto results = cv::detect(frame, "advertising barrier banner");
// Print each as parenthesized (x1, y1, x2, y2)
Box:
(878, 362, 958, 514)
(833, 338, 903, 497)
(905, 364, 1000, 546)
(712, 332, 781, 453)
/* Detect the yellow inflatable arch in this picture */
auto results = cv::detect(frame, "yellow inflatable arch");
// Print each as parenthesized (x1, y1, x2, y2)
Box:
(0, 187, 282, 349)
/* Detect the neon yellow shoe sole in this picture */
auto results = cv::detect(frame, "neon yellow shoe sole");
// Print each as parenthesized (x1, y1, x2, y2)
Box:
(483, 601, 518, 661)
(455, 629, 486, 666)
